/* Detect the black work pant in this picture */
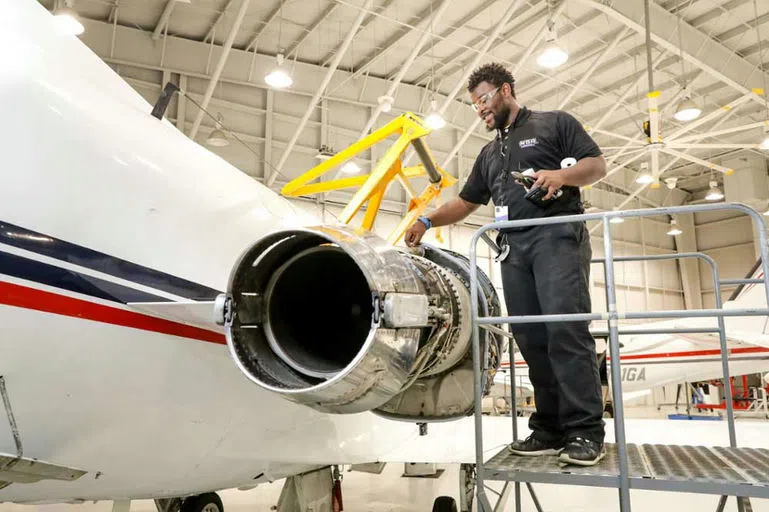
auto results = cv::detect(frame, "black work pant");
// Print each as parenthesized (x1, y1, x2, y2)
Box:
(500, 221, 605, 443)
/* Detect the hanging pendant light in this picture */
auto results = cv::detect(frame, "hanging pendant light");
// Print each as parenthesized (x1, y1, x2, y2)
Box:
(609, 207, 624, 224)
(53, 5, 85, 36)
(537, 21, 568, 69)
(636, 163, 653, 184)
(667, 219, 682, 236)
(705, 180, 724, 201)
(265, 53, 293, 89)
(316, 145, 334, 160)
(377, 95, 394, 113)
(674, 94, 702, 122)
(672, 10, 701, 123)
(425, 100, 446, 130)
(341, 161, 361, 174)
(206, 113, 229, 147)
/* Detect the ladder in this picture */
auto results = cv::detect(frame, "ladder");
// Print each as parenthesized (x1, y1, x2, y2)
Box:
(467, 202, 769, 512)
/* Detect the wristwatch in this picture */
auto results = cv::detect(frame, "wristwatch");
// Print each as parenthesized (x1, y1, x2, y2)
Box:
(417, 215, 432, 229)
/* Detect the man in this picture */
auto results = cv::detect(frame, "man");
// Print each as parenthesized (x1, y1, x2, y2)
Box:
(404, 62, 607, 466)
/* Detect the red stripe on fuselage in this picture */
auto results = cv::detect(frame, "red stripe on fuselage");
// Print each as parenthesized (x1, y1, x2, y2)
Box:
(0, 281, 226, 345)
(501, 346, 769, 367)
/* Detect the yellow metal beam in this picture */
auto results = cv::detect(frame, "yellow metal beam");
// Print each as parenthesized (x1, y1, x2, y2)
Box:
(339, 135, 411, 223)
(387, 174, 455, 245)
(280, 112, 455, 245)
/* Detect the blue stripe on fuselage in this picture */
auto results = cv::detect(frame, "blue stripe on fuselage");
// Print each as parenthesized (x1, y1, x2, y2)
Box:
(0, 250, 171, 304)
(0, 222, 221, 300)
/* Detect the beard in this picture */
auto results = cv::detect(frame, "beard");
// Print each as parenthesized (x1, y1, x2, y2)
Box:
(485, 104, 512, 132)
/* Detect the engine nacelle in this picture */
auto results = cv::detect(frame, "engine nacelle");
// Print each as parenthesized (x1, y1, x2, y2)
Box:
(219, 226, 504, 421)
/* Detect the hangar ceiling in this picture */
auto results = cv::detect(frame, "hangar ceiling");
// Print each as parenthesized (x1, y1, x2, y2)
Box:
(39, 0, 769, 218)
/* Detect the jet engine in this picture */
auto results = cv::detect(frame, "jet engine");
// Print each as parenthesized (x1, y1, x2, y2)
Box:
(217, 225, 504, 421)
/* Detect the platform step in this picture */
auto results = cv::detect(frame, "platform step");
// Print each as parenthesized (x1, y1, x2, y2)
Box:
(483, 443, 769, 499)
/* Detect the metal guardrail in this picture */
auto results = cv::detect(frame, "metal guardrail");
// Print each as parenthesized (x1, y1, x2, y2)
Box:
(468, 202, 769, 512)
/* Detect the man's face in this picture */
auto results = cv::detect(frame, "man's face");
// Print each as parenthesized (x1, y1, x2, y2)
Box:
(471, 81, 509, 132)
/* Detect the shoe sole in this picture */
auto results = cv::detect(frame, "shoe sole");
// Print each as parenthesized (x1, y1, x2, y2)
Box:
(507, 447, 563, 456)
(557, 451, 606, 467)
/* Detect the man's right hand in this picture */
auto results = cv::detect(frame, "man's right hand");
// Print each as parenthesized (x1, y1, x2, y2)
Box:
(404, 221, 427, 247)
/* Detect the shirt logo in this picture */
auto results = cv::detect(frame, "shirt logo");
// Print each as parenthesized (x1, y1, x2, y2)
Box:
(519, 138, 538, 149)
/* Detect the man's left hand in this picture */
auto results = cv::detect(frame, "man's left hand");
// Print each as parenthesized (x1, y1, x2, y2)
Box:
(531, 170, 566, 200)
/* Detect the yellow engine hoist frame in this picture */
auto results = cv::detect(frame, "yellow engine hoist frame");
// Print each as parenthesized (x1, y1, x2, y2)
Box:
(281, 112, 455, 245)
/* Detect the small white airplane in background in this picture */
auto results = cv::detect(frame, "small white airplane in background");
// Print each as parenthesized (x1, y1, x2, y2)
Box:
(496, 262, 769, 412)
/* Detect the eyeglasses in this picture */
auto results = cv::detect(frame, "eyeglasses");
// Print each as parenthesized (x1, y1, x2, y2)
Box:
(471, 87, 500, 112)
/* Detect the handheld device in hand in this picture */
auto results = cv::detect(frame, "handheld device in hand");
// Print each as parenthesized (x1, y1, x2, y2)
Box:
(510, 170, 563, 208)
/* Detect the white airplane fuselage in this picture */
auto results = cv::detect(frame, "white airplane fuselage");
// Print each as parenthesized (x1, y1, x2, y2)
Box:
(0, 3, 454, 504)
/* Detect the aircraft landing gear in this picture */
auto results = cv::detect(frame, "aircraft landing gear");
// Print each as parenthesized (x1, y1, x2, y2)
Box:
(154, 492, 223, 512)
(181, 493, 223, 512)
(273, 466, 342, 511)
(432, 496, 458, 512)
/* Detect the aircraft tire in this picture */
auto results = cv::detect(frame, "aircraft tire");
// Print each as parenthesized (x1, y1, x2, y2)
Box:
(181, 492, 224, 512)
(432, 495, 458, 512)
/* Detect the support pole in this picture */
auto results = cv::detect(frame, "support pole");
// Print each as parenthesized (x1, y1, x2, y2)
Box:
(602, 216, 632, 512)
(508, 330, 520, 512)
(152, 0, 177, 40)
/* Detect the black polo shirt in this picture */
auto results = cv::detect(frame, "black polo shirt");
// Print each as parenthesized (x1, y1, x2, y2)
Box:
(459, 106, 602, 222)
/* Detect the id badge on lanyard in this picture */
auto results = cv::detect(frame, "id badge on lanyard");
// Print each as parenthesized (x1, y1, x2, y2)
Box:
(495, 132, 513, 224)
(495, 205, 508, 223)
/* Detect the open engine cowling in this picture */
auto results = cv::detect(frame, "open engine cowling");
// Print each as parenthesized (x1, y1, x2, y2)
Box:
(218, 225, 504, 421)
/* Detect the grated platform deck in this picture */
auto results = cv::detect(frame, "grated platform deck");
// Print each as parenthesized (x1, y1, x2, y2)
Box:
(483, 444, 769, 498)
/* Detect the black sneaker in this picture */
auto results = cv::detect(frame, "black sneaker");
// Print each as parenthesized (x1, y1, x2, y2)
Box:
(508, 434, 564, 456)
(558, 437, 606, 466)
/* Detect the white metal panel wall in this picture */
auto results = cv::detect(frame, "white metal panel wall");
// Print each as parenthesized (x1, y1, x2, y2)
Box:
(695, 211, 758, 308)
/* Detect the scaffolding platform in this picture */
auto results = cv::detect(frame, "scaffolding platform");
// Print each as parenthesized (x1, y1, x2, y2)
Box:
(467, 202, 769, 512)
(483, 444, 769, 499)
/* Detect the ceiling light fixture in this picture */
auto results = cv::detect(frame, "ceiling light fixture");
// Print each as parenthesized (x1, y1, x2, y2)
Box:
(667, 219, 682, 236)
(206, 113, 229, 147)
(341, 161, 361, 174)
(609, 208, 624, 224)
(265, 53, 293, 89)
(53, 5, 84, 36)
(674, 95, 702, 122)
(672, 7, 700, 123)
(425, 100, 446, 130)
(636, 172, 654, 184)
(705, 180, 724, 201)
(537, 21, 568, 69)
(206, 128, 228, 147)
(316, 145, 334, 161)
(636, 163, 653, 184)
(377, 95, 394, 113)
